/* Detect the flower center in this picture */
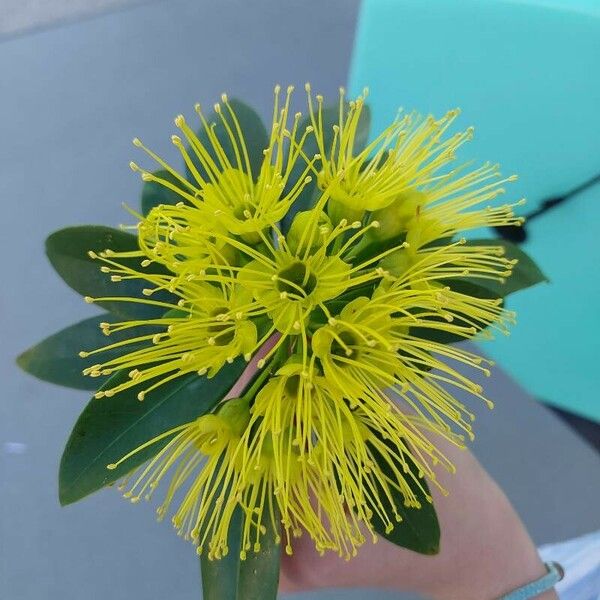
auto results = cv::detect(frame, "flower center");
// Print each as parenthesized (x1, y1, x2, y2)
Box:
(276, 261, 317, 299)
(207, 307, 235, 345)
(330, 331, 360, 360)
(232, 201, 257, 222)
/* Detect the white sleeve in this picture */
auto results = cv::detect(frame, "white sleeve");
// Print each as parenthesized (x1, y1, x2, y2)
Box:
(538, 529, 600, 600)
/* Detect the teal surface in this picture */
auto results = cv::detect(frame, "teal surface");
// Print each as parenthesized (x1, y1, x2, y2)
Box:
(349, 0, 600, 422)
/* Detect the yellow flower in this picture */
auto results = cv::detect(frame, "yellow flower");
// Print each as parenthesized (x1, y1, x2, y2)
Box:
(137, 201, 237, 278)
(81, 282, 259, 399)
(232, 201, 395, 363)
(108, 398, 281, 560)
(84, 86, 529, 560)
(236, 245, 351, 334)
(307, 85, 523, 234)
(232, 359, 449, 559)
(312, 284, 512, 441)
(381, 235, 517, 295)
(131, 86, 315, 245)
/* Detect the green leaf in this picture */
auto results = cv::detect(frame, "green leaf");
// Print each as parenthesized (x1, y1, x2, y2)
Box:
(410, 279, 503, 345)
(141, 169, 187, 216)
(17, 314, 159, 390)
(185, 99, 269, 183)
(201, 506, 280, 600)
(282, 103, 371, 231)
(59, 359, 245, 505)
(462, 238, 548, 296)
(46, 226, 176, 320)
(409, 322, 465, 346)
(351, 230, 407, 266)
(366, 434, 440, 555)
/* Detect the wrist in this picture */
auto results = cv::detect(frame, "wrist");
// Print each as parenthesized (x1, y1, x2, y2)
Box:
(494, 558, 559, 600)
(425, 543, 557, 600)
(499, 563, 563, 600)
(429, 498, 557, 600)
(413, 454, 558, 600)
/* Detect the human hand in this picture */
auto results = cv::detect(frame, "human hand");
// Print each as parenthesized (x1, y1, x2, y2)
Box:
(279, 437, 557, 600)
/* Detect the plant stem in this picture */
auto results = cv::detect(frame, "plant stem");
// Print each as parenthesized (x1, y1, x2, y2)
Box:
(241, 345, 286, 403)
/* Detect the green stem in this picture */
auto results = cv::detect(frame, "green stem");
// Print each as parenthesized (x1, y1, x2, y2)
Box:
(241, 345, 287, 403)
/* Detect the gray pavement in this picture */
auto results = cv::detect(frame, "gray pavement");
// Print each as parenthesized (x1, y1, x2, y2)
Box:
(0, 0, 148, 38)
(1, 1, 598, 599)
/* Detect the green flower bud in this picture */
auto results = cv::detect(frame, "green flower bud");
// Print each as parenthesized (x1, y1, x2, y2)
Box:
(327, 197, 365, 227)
(286, 209, 333, 255)
(405, 215, 447, 250)
(217, 397, 251, 437)
(213, 242, 240, 267)
(379, 246, 414, 277)
(369, 189, 426, 241)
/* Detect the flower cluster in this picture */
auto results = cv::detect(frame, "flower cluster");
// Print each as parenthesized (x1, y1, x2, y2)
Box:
(82, 85, 522, 560)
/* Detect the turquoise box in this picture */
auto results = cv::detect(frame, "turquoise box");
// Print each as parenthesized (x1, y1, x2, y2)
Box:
(349, 0, 600, 421)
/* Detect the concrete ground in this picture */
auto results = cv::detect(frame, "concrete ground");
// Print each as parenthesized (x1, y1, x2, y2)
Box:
(0, 0, 148, 38)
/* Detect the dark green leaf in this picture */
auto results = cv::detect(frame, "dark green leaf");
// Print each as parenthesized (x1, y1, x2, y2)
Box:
(185, 99, 269, 183)
(201, 505, 280, 600)
(398, 347, 435, 373)
(410, 279, 502, 345)
(46, 226, 176, 320)
(366, 434, 440, 554)
(410, 323, 466, 345)
(141, 169, 187, 216)
(17, 314, 159, 390)
(59, 359, 245, 505)
(463, 238, 548, 296)
(445, 278, 505, 299)
(282, 103, 371, 231)
(351, 230, 407, 266)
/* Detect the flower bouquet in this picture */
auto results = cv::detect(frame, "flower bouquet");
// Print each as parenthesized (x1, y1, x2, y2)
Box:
(18, 85, 547, 599)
